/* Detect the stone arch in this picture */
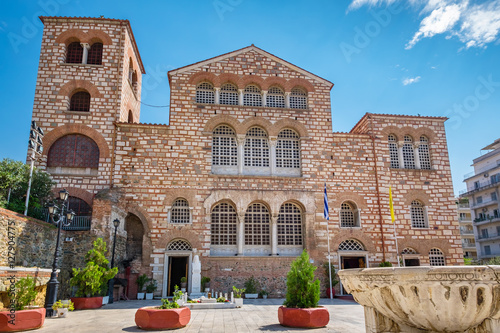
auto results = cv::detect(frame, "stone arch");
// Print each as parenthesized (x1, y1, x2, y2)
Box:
(416, 127, 437, 142)
(217, 73, 242, 88)
(398, 239, 426, 256)
(271, 118, 309, 138)
(329, 192, 368, 211)
(58, 80, 102, 98)
(187, 71, 219, 86)
(399, 127, 420, 141)
(162, 189, 197, 208)
(285, 78, 316, 92)
(156, 229, 202, 253)
(240, 117, 273, 136)
(244, 200, 272, 214)
(124, 202, 154, 266)
(403, 189, 431, 206)
(209, 199, 238, 212)
(240, 76, 265, 89)
(380, 126, 403, 140)
(332, 232, 376, 253)
(42, 124, 110, 159)
(55, 29, 112, 45)
(52, 186, 94, 207)
(202, 114, 240, 134)
(262, 77, 287, 91)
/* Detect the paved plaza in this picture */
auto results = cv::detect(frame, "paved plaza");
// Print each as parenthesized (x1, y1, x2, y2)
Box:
(37, 298, 365, 333)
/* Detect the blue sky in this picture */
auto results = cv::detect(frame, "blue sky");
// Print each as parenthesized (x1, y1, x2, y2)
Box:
(0, 0, 499, 195)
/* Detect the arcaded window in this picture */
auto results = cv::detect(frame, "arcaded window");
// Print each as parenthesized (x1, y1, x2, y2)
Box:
(277, 203, 303, 246)
(419, 136, 431, 170)
(66, 41, 83, 63)
(212, 125, 237, 166)
(47, 134, 99, 168)
(266, 86, 285, 108)
(211, 202, 237, 245)
(243, 85, 262, 106)
(87, 42, 103, 65)
(401, 247, 418, 255)
(410, 200, 427, 228)
(69, 91, 91, 112)
(68, 196, 92, 216)
(196, 82, 215, 104)
(340, 202, 359, 227)
(290, 87, 307, 109)
(388, 134, 400, 168)
(402, 135, 416, 169)
(244, 203, 270, 245)
(276, 129, 300, 169)
(338, 239, 365, 251)
(244, 127, 270, 167)
(219, 83, 238, 105)
(167, 239, 192, 251)
(170, 198, 190, 224)
(429, 248, 445, 266)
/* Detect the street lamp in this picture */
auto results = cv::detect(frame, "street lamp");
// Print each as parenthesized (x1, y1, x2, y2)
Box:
(25, 121, 44, 215)
(44, 189, 75, 317)
(108, 218, 120, 304)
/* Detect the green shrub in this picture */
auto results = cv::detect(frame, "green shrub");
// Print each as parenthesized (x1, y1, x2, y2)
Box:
(232, 286, 245, 298)
(322, 262, 339, 286)
(283, 250, 320, 309)
(201, 276, 210, 289)
(487, 257, 500, 265)
(15, 277, 38, 310)
(244, 276, 259, 294)
(146, 280, 157, 293)
(180, 276, 187, 283)
(160, 285, 183, 309)
(379, 261, 393, 267)
(136, 274, 149, 292)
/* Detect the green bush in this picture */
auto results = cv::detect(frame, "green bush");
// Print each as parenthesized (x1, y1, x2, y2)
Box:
(322, 262, 339, 286)
(146, 280, 157, 293)
(15, 277, 38, 310)
(487, 257, 500, 265)
(379, 261, 393, 267)
(136, 274, 149, 292)
(283, 250, 320, 309)
(232, 286, 245, 298)
(160, 285, 183, 309)
(201, 276, 210, 289)
(244, 276, 259, 294)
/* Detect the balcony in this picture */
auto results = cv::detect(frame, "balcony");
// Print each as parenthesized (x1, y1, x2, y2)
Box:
(473, 216, 500, 226)
(470, 197, 499, 209)
(461, 240, 477, 250)
(458, 216, 472, 223)
(460, 178, 500, 196)
(35, 208, 92, 231)
(459, 227, 474, 235)
(477, 232, 500, 241)
(457, 203, 470, 209)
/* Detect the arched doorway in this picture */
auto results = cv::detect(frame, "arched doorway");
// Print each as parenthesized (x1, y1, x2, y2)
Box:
(125, 213, 144, 262)
(338, 238, 369, 295)
(162, 239, 192, 297)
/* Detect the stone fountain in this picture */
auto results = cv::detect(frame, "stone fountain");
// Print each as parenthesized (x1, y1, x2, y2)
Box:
(338, 266, 500, 333)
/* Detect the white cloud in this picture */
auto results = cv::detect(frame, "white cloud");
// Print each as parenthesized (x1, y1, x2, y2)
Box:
(402, 76, 421, 85)
(348, 0, 398, 11)
(458, 1, 500, 48)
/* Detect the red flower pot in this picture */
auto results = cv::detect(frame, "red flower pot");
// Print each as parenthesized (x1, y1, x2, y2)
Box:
(70, 296, 103, 310)
(278, 306, 329, 328)
(0, 308, 46, 332)
(326, 287, 336, 298)
(135, 306, 191, 330)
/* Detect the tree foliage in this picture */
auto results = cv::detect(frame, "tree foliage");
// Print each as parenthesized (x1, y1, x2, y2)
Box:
(283, 250, 320, 308)
(487, 257, 500, 265)
(14, 277, 38, 310)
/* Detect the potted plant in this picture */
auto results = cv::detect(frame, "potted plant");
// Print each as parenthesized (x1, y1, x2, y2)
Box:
(232, 286, 245, 308)
(135, 286, 191, 330)
(136, 274, 149, 300)
(70, 238, 118, 310)
(201, 276, 211, 292)
(180, 277, 187, 291)
(379, 261, 393, 267)
(259, 290, 269, 299)
(0, 277, 46, 331)
(145, 279, 157, 300)
(279, 250, 329, 328)
(244, 276, 259, 299)
(52, 300, 74, 318)
(323, 262, 339, 298)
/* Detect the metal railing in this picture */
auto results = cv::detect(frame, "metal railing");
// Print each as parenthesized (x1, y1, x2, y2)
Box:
(460, 228, 474, 235)
(457, 203, 470, 209)
(471, 196, 498, 208)
(462, 240, 476, 247)
(461, 178, 500, 195)
(478, 232, 500, 240)
(28, 207, 91, 231)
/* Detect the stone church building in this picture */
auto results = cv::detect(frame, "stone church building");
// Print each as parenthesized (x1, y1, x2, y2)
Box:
(29, 16, 463, 297)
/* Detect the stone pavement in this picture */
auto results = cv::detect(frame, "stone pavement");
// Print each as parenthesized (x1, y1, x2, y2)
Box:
(37, 298, 365, 332)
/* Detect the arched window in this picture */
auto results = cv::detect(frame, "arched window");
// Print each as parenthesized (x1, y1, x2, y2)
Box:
(340, 202, 360, 227)
(410, 200, 427, 228)
(244, 203, 270, 245)
(402, 135, 416, 169)
(401, 247, 418, 255)
(244, 127, 270, 167)
(68, 196, 92, 216)
(338, 239, 365, 251)
(220, 83, 238, 105)
(211, 202, 237, 245)
(212, 125, 237, 167)
(87, 42, 103, 65)
(277, 203, 303, 246)
(69, 91, 91, 112)
(167, 239, 192, 251)
(66, 41, 83, 64)
(276, 129, 300, 169)
(388, 134, 400, 168)
(47, 134, 99, 168)
(170, 198, 190, 224)
(243, 85, 262, 106)
(419, 136, 431, 170)
(266, 86, 285, 108)
(429, 248, 445, 266)
(290, 87, 307, 109)
(196, 82, 215, 104)
(128, 110, 134, 123)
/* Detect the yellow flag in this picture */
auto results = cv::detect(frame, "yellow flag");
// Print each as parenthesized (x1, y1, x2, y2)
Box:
(389, 186, 395, 223)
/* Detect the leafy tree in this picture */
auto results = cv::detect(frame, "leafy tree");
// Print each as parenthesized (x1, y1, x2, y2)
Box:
(487, 257, 500, 265)
(283, 250, 320, 308)
(14, 277, 38, 310)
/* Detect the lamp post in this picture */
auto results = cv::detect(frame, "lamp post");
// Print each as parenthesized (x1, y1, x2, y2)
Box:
(108, 218, 120, 304)
(44, 189, 75, 317)
(24, 121, 44, 215)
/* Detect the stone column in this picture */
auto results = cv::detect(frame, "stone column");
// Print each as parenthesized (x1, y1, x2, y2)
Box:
(269, 137, 277, 175)
(262, 90, 267, 107)
(215, 87, 220, 104)
(236, 135, 245, 175)
(285, 92, 290, 108)
(238, 89, 244, 106)
(237, 212, 245, 256)
(271, 214, 278, 256)
(191, 255, 201, 294)
(80, 43, 90, 64)
(397, 141, 405, 168)
(413, 142, 421, 169)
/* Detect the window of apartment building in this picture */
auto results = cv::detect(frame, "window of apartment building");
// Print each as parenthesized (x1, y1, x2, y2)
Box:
(340, 201, 360, 227)
(211, 202, 237, 245)
(196, 82, 215, 104)
(169, 198, 191, 224)
(481, 228, 489, 238)
(477, 196, 483, 204)
(496, 225, 500, 236)
(66, 41, 83, 63)
(410, 200, 428, 228)
(491, 174, 500, 184)
(429, 248, 445, 266)
(87, 43, 103, 65)
(277, 203, 303, 246)
(495, 209, 499, 218)
(388, 134, 400, 168)
(244, 127, 270, 168)
(418, 136, 431, 170)
(243, 85, 262, 106)
(474, 181, 480, 189)
(244, 203, 270, 245)
(276, 129, 300, 169)
(219, 83, 239, 105)
(491, 192, 497, 201)
(266, 86, 285, 108)
(484, 245, 491, 255)
(290, 87, 307, 109)
(69, 91, 91, 112)
(212, 125, 238, 167)
(47, 134, 100, 169)
(402, 135, 416, 169)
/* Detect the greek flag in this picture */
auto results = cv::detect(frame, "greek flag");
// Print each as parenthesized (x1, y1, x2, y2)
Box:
(324, 183, 329, 220)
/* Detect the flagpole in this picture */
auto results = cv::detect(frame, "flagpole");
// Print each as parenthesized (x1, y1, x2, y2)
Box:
(389, 186, 401, 267)
(324, 183, 333, 299)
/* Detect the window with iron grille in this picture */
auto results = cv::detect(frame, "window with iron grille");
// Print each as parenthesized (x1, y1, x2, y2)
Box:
(196, 82, 215, 104)
(340, 202, 358, 227)
(388, 134, 400, 168)
(244, 127, 270, 167)
(338, 239, 365, 251)
(402, 135, 416, 169)
(266, 86, 285, 108)
(290, 87, 307, 109)
(212, 125, 237, 166)
(69, 91, 91, 112)
(411, 200, 427, 228)
(167, 239, 192, 251)
(68, 196, 92, 216)
(243, 85, 262, 106)
(47, 134, 99, 168)
(66, 42, 83, 63)
(429, 248, 445, 266)
(418, 136, 431, 170)
(87, 43, 103, 65)
(277, 203, 302, 246)
(170, 198, 190, 224)
(276, 129, 300, 169)
(244, 203, 270, 245)
(211, 202, 237, 245)
(220, 83, 239, 105)
(401, 247, 417, 255)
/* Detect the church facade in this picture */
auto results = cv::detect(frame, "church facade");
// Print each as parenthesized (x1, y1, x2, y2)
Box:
(29, 16, 463, 297)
